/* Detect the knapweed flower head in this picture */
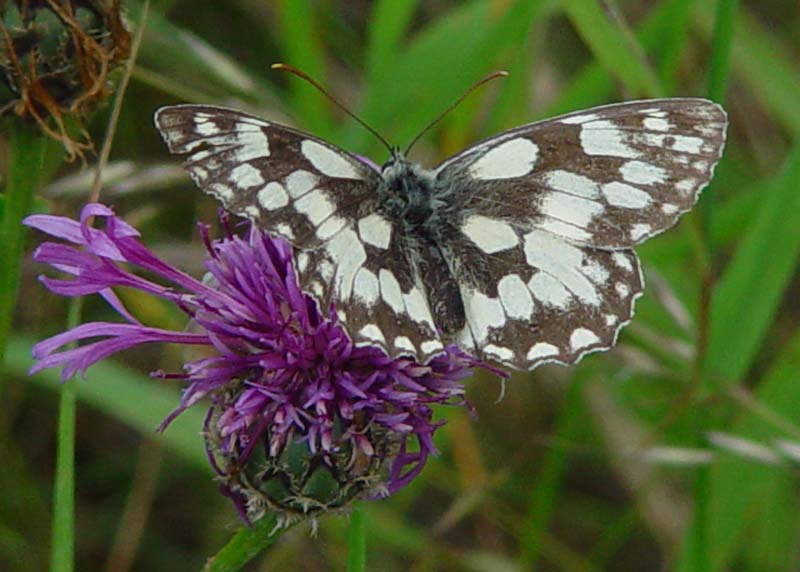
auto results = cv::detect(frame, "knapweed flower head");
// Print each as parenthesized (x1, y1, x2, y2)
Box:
(25, 203, 502, 524)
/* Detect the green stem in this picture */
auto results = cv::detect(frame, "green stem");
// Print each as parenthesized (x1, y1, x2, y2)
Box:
(0, 125, 47, 367)
(204, 513, 291, 572)
(346, 507, 367, 572)
(49, 298, 83, 572)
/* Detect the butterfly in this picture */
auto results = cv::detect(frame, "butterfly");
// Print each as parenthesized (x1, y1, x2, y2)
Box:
(155, 92, 726, 371)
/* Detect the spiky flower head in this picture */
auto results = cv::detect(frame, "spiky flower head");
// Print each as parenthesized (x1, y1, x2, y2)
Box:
(25, 204, 502, 524)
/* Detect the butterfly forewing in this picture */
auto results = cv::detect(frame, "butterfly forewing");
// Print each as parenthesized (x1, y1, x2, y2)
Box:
(155, 105, 382, 248)
(436, 98, 727, 248)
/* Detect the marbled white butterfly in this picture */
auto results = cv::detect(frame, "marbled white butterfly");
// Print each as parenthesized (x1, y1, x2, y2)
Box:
(155, 73, 726, 371)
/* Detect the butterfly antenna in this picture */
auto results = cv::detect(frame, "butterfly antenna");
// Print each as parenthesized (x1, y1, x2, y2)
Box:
(271, 63, 394, 154)
(404, 70, 508, 156)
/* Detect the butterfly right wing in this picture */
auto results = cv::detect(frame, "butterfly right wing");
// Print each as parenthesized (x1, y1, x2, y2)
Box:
(430, 98, 725, 369)
(156, 105, 443, 361)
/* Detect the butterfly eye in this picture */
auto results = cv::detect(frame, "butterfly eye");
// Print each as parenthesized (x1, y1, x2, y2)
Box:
(381, 159, 394, 172)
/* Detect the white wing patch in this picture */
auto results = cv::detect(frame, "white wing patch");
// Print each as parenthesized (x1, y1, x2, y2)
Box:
(468, 137, 539, 180)
(301, 140, 363, 179)
(358, 214, 392, 249)
(461, 215, 519, 253)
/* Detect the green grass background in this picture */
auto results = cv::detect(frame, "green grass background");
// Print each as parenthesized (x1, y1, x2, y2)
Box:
(3, 0, 800, 570)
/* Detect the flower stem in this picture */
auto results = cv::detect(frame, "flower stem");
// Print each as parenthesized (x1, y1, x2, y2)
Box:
(346, 506, 367, 572)
(50, 299, 83, 572)
(0, 125, 47, 367)
(203, 513, 290, 572)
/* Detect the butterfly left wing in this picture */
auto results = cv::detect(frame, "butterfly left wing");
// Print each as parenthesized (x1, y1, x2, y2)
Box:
(155, 105, 444, 361)
(155, 104, 384, 250)
(433, 98, 726, 369)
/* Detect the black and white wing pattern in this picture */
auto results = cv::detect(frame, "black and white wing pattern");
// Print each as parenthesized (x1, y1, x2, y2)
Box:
(155, 105, 443, 360)
(435, 98, 726, 369)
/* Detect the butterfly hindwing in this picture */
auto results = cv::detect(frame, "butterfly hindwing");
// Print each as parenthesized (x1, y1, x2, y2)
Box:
(436, 98, 727, 248)
(442, 225, 643, 369)
(296, 217, 445, 361)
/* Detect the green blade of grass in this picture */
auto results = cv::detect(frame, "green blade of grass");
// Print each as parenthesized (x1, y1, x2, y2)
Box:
(8, 337, 209, 472)
(0, 127, 47, 366)
(348, 0, 550, 155)
(276, 0, 331, 137)
(547, 0, 694, 117)
(365, 0, 420, 82)
(703, 146, 800, 383)
(706, 0, 740, 103)
(519, 375, 586, 568)
(683, 331, 800, 571)
(133, 3, 278, 106)
(346, 507, 367, 572)
(559, 0, 665, 98)
(693, 2, 800, 137)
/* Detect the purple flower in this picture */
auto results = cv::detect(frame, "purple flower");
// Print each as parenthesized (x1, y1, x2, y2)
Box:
(25, 203, 503, 522)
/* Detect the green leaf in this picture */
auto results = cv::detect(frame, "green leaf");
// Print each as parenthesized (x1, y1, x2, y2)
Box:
(693, 2, 800, 137)
(0, 127, 47, 366)
(704, 147, 800, 383)
(347, 0, 550, 155)
(365, 0, 420, 82)
(134, 4, 278, 106)
(276, 0, 332, 137)
(706, 0, 740, 103)
(559, 0, 664, 98)
(7, 337, 209, 472)
(678, 331, 800, 571)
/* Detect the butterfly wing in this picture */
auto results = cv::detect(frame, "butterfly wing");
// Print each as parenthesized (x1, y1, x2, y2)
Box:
(155, 105, 382, 248)
(436, 98, 727, 247)
(155, 105, 443, 360)
(433, 98, 726, 369)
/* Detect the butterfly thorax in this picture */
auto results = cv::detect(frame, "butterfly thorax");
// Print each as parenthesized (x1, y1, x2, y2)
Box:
(378, 155, 466, 334)
(377, 156, 441, 233)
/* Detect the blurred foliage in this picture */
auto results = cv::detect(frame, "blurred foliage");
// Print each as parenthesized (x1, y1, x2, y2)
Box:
(3, 0, 800, 571)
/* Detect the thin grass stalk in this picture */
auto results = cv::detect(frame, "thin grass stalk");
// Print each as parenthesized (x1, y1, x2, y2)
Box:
(520, 376, 585, 569)
(50, 299, 82, 572)
(346, 507, 367, 572)
(686, 2, 740, 570)
(694, 0, 740, 381)
(0, 127, 47, 367)
(50, 3, 151, 570)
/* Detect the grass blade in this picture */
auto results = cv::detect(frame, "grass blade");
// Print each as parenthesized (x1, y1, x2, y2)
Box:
(346, 507, 367, 572)
(706, 0, 740, 103)
(276, 0, 331, 137)
(8, 337, 209, 471)
(0, 127, 47, 366)
(365, 0, 419, 82)
(519, 376, 586, 568)
(704, 147, 800, 383)
(559, 0, 664, 98)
